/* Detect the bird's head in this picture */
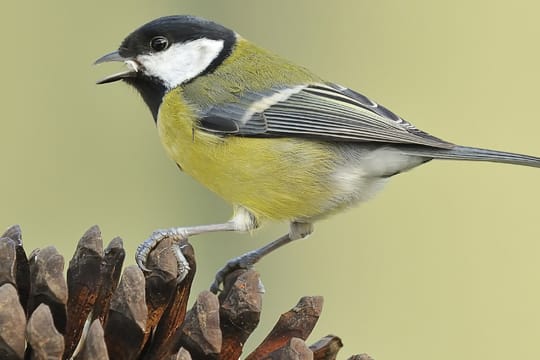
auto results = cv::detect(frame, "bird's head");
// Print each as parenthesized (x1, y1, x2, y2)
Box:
(95, 15, 236, 117)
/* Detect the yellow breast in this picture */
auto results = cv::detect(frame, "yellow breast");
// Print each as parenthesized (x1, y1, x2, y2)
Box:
(157, 88, 336, 221)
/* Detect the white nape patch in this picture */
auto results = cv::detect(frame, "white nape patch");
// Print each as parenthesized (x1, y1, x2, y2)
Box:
(137, 38, 224, 89)
(240, 86, 306, 124)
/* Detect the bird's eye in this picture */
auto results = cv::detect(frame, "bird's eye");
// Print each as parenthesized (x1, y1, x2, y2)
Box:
(150, 36, 169, 51)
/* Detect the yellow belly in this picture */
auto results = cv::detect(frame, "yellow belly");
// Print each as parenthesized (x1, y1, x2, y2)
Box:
(157, 89, 336, 221)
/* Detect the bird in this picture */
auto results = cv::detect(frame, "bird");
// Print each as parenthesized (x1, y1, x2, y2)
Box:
(95, 15, 540, 292)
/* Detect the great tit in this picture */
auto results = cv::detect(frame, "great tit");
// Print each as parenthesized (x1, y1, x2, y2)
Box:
(96, 15, 540, 292)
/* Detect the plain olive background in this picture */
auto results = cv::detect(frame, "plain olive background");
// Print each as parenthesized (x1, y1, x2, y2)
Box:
(1, 1, 539, 359)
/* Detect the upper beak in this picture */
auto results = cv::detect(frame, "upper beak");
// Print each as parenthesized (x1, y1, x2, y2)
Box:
(94, 50, 138, 84)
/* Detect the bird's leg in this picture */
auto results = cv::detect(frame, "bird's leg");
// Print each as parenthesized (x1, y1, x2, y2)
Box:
(135, 222, 238, 279)
(210, 221, 313, 293)
(135, 206, 259, 278)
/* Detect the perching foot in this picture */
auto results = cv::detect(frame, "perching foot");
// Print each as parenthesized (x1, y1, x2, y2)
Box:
(210, 250, 262, 294)
(135, 228, 189, 278)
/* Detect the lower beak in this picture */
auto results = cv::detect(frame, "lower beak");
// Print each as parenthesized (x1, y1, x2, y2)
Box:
(94, 50, 138, 84)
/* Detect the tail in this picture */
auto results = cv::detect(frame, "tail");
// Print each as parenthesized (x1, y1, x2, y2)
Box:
(397, 144, 540, 168)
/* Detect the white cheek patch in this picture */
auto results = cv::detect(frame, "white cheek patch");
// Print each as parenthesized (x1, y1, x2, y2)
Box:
(137, 38, 224, 89)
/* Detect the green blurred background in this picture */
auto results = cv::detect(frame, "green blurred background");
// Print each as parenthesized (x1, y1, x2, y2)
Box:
(2, 1, 539, 358)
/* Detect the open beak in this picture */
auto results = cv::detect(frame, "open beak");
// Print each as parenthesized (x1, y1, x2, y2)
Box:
(94, 50, 138, 84)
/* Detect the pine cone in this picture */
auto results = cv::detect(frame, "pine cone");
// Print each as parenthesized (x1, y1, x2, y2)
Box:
(0, 225, 371, 360)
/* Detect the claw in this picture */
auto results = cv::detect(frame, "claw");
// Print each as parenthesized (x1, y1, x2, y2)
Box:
(135, 242, 152, 272)
(135, 228, 190, 273)
(210, 278, 222, 294)
(173, 244, 191, 283)
(209, 250, 261, 294)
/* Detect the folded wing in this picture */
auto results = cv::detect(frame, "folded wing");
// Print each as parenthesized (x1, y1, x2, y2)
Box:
(197, 83, 455, 149)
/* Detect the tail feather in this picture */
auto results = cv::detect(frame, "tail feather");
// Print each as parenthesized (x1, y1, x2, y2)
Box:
(397, 145, 540, 168)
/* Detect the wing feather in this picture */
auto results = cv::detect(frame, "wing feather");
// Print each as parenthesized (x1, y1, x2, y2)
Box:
(197, 83, 454, 149)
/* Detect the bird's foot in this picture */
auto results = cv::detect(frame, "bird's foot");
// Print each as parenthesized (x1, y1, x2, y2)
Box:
(210, 249, 262, 294)
(135, 228, 191, 282)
